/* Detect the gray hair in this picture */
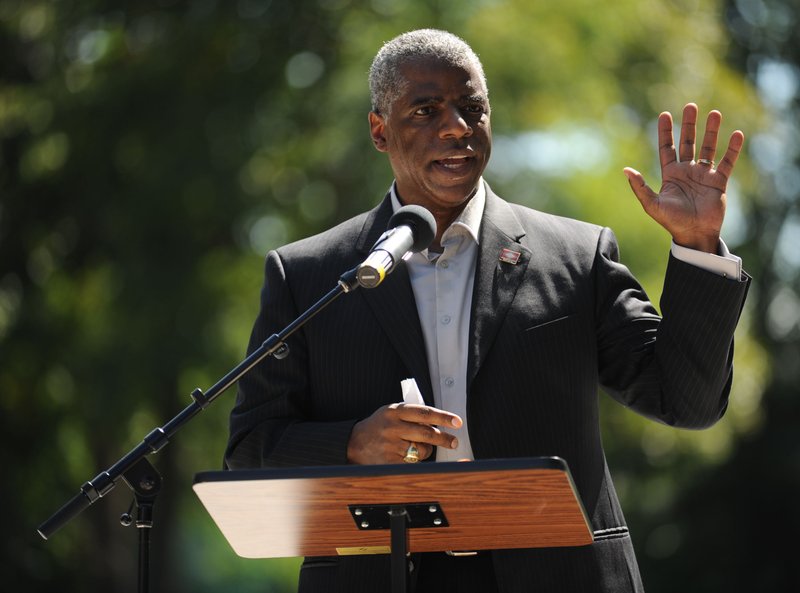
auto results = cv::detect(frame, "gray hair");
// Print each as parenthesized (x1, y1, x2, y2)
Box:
(369, 29, 488, 115)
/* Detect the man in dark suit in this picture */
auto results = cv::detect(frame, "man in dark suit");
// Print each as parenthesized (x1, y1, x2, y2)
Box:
(226, 29, 749, 592)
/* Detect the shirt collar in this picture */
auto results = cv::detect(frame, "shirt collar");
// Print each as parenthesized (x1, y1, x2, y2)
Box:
(389, 179, 485, 246)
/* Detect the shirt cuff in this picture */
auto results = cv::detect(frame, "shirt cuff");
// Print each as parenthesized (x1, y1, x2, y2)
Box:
(670, 239, 742, 280)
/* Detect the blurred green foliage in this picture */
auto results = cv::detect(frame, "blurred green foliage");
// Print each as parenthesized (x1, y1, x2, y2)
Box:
(1, 0, 796, 591)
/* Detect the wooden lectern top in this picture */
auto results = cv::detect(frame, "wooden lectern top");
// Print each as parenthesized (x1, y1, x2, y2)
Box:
(193, 457, 592, 559)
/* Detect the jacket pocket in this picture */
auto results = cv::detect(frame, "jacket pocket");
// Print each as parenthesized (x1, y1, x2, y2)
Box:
(522, 313, 577, 334)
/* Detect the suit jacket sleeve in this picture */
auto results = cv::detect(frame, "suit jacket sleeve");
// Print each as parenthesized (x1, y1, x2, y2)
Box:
(225, 249, 357, 469)
(594, 227, 750, 428)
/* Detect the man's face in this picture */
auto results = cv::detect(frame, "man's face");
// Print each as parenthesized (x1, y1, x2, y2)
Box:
(369, 57, 492, 214)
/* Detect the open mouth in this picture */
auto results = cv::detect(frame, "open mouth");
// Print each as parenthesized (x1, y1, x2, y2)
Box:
(433, 155, 473, 171)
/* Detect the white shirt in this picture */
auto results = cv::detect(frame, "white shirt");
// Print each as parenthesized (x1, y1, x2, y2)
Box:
(390, 179, 741, 462)
(390, 183, 484, 461)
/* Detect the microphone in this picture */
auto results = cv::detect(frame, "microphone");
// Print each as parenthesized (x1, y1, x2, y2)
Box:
(356, 205, 436, 288)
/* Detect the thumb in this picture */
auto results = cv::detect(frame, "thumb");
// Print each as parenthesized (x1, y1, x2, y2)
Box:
(623, 167, 658, 213)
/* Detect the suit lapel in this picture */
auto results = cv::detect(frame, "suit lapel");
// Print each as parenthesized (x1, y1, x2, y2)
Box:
(354, 187, 530, 400)
(355, 195, 434, 405)
(468, 187, 531, 386)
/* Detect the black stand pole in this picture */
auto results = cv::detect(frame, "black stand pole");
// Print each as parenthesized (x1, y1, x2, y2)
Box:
(119, 457, 162, 593)
(37, 267, 363, 584)
(389, 506, 409, 593)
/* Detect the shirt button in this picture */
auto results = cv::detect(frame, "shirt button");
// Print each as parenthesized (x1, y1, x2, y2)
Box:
(441, 315, 451, 325)
(444, 377, 455, 387)
(440, 260, 449, 269)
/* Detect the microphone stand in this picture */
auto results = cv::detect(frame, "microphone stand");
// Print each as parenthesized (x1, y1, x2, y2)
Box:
(37, 266, 364, 593)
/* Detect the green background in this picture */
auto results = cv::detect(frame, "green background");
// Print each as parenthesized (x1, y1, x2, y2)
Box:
(2, 0, 797, 591)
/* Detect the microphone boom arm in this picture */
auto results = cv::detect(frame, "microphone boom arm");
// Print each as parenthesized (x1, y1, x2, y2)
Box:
(37, 266, 362, 540)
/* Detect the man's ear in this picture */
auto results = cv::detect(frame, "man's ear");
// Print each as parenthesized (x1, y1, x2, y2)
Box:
(368, 111, 388, 152)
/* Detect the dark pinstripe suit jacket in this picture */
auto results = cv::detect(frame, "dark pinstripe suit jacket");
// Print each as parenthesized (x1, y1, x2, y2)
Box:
(226, 184, 749, 592)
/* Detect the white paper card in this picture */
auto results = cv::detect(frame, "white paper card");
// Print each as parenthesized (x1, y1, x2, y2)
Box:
(400, 378, 424, 405)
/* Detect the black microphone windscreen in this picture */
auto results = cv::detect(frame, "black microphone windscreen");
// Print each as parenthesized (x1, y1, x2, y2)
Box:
(388, 205, 437, 252)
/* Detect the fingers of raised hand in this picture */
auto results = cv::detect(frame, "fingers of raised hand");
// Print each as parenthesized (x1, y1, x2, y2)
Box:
(623, 167, 658, 206)
(661, 104, 723, 165)
(697, 109, 722, 166)
(715, 129, 745, 180)
(659, 104, 743, 179)
(678, 103, 699, 163)
(657, 111, 677, 168)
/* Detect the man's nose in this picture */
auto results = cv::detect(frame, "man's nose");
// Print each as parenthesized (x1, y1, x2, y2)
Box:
(439, 106, 472, 139)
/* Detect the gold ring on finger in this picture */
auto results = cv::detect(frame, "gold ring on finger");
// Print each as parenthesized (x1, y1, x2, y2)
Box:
(403, 443, 420, 463)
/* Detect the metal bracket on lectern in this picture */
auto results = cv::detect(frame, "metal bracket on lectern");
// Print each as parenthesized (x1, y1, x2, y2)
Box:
(348, 502, 449, 530)
(349, 502, 449, 593)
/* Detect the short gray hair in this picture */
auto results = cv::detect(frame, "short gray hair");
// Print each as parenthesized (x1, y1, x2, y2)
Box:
(369, 29, 488, 115)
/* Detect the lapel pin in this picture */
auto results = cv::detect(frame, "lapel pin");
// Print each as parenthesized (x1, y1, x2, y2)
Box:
(499, 248, 521, 265)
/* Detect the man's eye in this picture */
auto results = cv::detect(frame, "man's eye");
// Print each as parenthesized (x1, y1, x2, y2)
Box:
(464, 104, 485, 114)
(414, 106, 434, 116)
